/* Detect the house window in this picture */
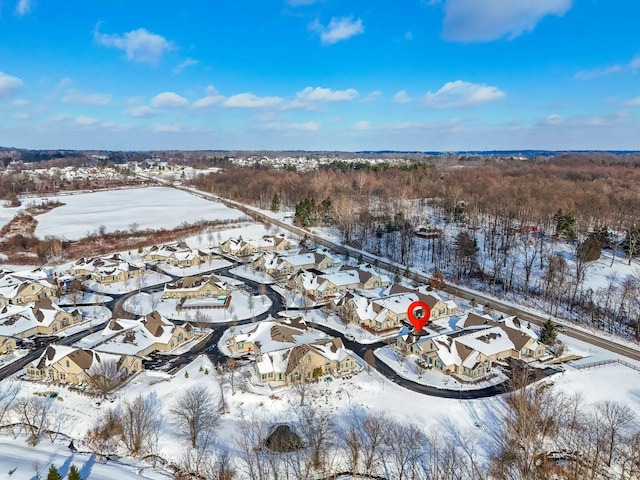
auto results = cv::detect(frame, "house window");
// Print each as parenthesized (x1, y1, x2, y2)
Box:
(66, 360, 70, 368)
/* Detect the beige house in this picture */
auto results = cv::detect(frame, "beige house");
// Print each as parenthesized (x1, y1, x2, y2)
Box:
(220, 234, 293, 257)
(252, 250, 340, 277)
(0, 298, 82, 338)
(25, 344, 142, 385)
(387, 284, 458, 321)
(144, 242, 213, 268)
(226, 317, 313, 355)
(399, 318, 546, 379)
(287, 266, 390, 302)
(0, 335, 17, 354)
(92, 311, 195, 357)
(70, 255, 146, 284)
(162, 275, 229, 300)
(254, 337, 359, 385)
(0, 272, 57, 307)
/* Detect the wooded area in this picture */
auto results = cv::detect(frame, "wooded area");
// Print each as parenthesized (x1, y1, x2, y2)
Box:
(191, 154, 640, 341)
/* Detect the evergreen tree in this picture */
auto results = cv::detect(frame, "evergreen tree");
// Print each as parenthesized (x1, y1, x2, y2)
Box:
(270, 193, 280, 212)
(540, 318, 558, 345)
(47, 465, 62, 480)
(67, 465, 82, 480)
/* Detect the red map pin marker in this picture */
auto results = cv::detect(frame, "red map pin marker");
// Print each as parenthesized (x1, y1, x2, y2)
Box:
(407, 300, 431, 333)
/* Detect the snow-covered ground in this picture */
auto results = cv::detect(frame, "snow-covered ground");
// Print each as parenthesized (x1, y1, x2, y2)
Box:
(124, 290, 272, 322)
(84, 271, 172, 295)
(0, 439, 173, 480)
(30, 187, 248, 240)
(58, 292, 113, 306)
(228, 265, 275, 284)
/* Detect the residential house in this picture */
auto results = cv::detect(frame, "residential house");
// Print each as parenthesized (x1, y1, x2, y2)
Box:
(25, 344, 142, 384)
(69, 255, 146, 284)
(387, 284, 458, 321)
(0, 270, 57, 307)
(0, 298, 82, 338)
(144, 242, 213, 268)
(226, 317, 327, 355)
(336, 291, 419, 331)
(254, 337, 359, 385)
(162, 274, 229, 300)
(220, 234, 293, 257)
(287, 266, 389, 302)
(0, 335, 16, 354)
(252, 249, 341, 277)
(405, 319, 546, 379)
(90, 311, 195, 357)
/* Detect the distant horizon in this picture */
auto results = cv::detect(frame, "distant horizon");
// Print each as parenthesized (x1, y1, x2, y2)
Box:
(3, 146, 640, 157)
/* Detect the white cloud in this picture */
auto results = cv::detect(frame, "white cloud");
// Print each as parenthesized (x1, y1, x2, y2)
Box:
(441, 0, 572, 42)
(352, 120, 372, 130)
(360, 91, 382, 103)
(15, 0, 32, 16)
(11, 98, 30, 107)
(14, 113, 30, 120)
(124, 105, 158, 118)
(223, 93, 283, 108)
(296, 86, 358, 102)
(193, 85, 225, 108)
(61, 89, 111, 106)
(152, 123, 183, 133)
(624, 97, 640, 106)
(539, 114, 564, 125)
(575, 54, 640, 80)
(261, 121, 320, 131)
(150, 92, 189, 108)
(173, 57, 198, 74)
(76, 115, 100, 126)
(424, 80, 505, 108)
(94, 27, 173, 64)
(0, 72, 24, 97)
(48, 113, 72, 123)
(392, 90, 411, 103)
(310, 16, 364, 45)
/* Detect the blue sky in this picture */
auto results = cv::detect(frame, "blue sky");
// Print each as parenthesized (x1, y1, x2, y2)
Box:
(1, 0, 639, 151)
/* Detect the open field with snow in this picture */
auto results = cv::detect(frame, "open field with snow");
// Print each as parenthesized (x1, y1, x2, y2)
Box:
(30, 187, 247, 240)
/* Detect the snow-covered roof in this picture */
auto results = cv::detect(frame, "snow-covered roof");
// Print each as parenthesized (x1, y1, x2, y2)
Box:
(231, 317, 327, 354)
(93, 312, 184, 356)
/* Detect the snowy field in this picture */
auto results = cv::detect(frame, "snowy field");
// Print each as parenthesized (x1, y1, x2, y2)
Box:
(30, 187, 247, 240)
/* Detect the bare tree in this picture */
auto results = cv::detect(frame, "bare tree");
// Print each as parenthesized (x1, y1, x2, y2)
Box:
(0, 380, 20, 427)
(84, 408, 122, 457)
(120, 393, 161, 456)
(363, 349, 376, 374)
(341, 408, 389, 477)
(224, 358, 239, 395)
(170, 385, 219, 448)
(289, 350, 316, 406)
(68, 279, 84, 308)
(13, 395, 54, 445)
(596, 400, 636, 467)
(381, 419, 427, 480)
(86, 358, 124, 398)
(296, 405, 335, 473)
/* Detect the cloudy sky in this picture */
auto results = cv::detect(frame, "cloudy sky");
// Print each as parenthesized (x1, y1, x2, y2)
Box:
(1, 0, 639, 151)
